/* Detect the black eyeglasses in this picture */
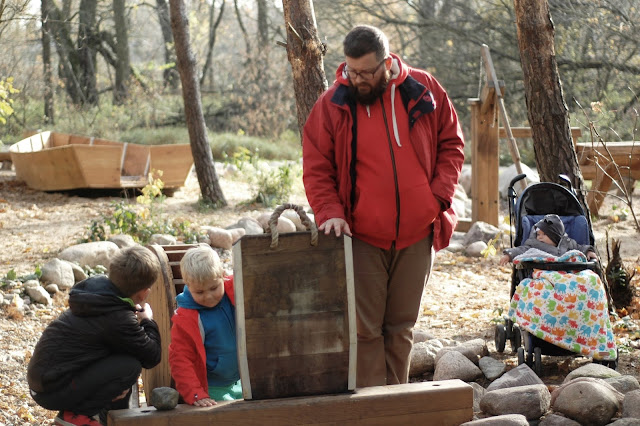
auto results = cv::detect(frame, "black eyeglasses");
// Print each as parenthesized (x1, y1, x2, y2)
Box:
(344, 59, 386, 81)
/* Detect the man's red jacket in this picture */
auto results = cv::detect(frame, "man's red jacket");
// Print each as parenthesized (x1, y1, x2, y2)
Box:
(303, 53, 464, 251)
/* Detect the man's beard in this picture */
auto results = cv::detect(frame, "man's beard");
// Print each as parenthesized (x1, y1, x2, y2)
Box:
(349, 74, 389, 106)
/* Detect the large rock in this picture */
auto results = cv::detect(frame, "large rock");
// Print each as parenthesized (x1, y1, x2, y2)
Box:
(204, 227, 233, 250)
(539, 414, 581, 425)
(487, 363, 544, 392)
(25, 284, 52, 305)
(622, 389, 640, 419)
(256, 212, 297, 233)
(58, 241, 120, 270)
(40, 258, 76, 289)
(433, 350, 483, 382)
(479, 356, 506, 381)
(149, 234, 177, 245)
(462, 414, 529, 425)
(563, 363, 621, 383)
(605, 375, 640, 394)
(552, 378, 622, 425)
(498, 163, 540, 198)
(480, 384, 551, 420)
(61, 260, 88, 283)
(409, 342, 439, 376)
(435, 345, 480, 365)
(463, 221, 500, 246)
(108, 234, 137, 248)
(230, 217, 264, 235)
(150, 387, 179, 410)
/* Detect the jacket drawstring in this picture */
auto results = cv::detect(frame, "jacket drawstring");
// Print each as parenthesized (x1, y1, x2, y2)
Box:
(389, 58, 402, 147)
(390, 83, 401, 147)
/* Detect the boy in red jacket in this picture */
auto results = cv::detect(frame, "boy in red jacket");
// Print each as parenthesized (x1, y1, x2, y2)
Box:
(169, 245, 240, 406)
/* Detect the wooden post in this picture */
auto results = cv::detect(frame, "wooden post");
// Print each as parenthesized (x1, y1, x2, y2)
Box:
(468, 81, 500, 227)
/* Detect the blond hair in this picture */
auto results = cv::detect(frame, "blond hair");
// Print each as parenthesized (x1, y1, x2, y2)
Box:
(180, 245, 223, 287)
(108, 245, 161, 296)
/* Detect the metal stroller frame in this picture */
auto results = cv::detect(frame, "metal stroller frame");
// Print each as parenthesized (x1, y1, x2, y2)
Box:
(495, 174, 617, 375)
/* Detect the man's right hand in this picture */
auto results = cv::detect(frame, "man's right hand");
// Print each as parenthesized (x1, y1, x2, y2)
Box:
(318, 218, 352, 237)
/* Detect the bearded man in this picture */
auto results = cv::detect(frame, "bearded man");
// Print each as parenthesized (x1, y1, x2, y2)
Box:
(302, 25, 465, 387)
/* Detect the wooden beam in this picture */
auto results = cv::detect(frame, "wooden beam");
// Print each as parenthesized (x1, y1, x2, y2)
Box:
(469, 96, 499, 227)
(108, 380, 473, 426)
(499, 126, 582, 143)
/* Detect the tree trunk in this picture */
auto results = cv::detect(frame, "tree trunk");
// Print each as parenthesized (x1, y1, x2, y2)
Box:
(199, 0, 226, 88)
(282, 0, 327, 139)
(257, 0, 268, 48)
(44, 0, 84, 104)
(113, 0, 130, 104)
(513, 0, 589, 213)
(169, 0, 227, 206)
(156, 0, 178, 88)
(234, 0, 251, 60)
(42, 0, 54, 124)
(78, 0, 98, 105)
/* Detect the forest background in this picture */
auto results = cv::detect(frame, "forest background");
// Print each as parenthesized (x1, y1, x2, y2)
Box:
(1, 0, 639, 167)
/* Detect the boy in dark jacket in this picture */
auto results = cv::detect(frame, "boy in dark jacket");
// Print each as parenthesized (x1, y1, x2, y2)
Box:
(168, 245, 240, 406)
(27, 245, 162, 426)
(500, 214, 598, 265)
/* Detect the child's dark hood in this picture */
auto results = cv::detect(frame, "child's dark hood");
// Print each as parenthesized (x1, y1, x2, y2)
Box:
(68, 275, 135, 316)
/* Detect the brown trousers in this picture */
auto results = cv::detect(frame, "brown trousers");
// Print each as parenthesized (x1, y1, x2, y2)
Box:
(352, 234, 434, 387)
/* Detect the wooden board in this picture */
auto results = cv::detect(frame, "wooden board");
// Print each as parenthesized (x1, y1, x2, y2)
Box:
(141, 244, 200, 401)
(149, 144, 194, 188)
(575, 141, 640, 214)
(233, 233, 356, 400)
(108, 380, 473, 426)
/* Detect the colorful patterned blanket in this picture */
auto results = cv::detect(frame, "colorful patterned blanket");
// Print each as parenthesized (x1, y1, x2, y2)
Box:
(507, 249, 617, 360)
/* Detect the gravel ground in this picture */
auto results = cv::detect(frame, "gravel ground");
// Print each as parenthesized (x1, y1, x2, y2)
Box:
(1, 167, 639, 425)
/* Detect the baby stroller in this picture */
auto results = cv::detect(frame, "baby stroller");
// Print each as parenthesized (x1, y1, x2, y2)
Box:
(495, 174, 618, 375)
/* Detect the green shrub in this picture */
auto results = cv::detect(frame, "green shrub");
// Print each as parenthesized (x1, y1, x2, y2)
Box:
(81, 174, 203, 244)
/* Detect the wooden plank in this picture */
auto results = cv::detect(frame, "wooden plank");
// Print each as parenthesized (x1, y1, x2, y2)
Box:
(108, 380, 473, 426)
(233, 232, 355, 400)
(469, 97, 499, 227)
(73, 145, 122, 188)
(140, 244, 199, 400)
(149, 144, 194, 188)
(141, 244, 179, 400)
(499, 126, 582, 143)
(122, 143, 150, 176)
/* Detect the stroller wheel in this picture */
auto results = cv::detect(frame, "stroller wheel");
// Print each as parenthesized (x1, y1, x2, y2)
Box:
(533, 347, 543, 376)
(510, 325, 522, 352)
(517, 347, 525, 366)
(495, 324, 507, 353)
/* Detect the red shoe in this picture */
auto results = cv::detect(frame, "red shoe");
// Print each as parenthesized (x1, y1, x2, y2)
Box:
(54, 410, 102, 426)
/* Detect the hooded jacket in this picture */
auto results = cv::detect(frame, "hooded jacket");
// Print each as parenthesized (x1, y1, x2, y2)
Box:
(168, 277, 236, 404)
(303, 53, 465, 251)
(27, 275, 162, 393)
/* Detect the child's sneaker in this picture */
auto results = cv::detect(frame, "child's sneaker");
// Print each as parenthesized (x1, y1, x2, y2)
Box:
(54, 410, 102, 426)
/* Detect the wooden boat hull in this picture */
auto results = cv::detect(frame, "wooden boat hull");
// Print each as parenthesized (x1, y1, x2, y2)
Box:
(9, 131, 194, 191)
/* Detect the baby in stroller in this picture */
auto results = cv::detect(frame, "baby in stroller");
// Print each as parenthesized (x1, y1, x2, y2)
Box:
(499, 214, 598, 265)
(498, 175, 617, 375)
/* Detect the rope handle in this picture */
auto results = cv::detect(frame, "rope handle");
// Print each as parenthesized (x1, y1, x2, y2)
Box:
(268, 203, 318, 249)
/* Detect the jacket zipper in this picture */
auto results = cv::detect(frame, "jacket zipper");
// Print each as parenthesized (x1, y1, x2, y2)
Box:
(380, 98, 400, 248)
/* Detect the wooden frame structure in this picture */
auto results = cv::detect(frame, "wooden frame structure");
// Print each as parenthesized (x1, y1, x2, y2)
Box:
(464, 81, 584, 230)
(9, 131, 193, 191)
